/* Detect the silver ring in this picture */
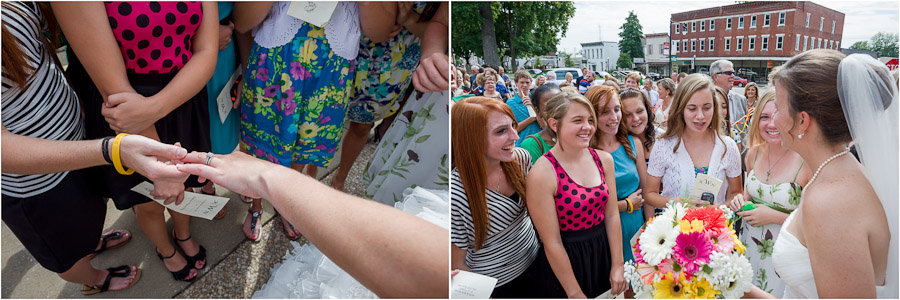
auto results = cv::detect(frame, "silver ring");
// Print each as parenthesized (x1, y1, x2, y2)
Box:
(205, 152, 214, 166)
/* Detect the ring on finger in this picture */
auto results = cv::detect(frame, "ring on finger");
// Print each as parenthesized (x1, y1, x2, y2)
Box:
(205, 152, 215, 166)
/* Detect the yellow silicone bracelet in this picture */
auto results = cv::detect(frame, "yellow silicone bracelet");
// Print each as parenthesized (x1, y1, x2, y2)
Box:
(625, 198, 634, 213)
(112, 133, 135, 175)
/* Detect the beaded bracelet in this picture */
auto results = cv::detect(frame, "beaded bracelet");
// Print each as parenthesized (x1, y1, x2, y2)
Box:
(111, 133, 134, 175)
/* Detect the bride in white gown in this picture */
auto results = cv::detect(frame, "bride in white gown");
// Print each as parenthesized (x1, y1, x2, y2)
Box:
(743, 50, 897, 298)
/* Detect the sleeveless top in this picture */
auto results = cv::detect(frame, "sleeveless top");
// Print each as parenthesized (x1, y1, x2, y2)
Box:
(1, 1, 85, 198)
(105, 2, 202, 74)
(774, 211, 889, 298)
(611, 135, 639, 199)
(544, 149, 610, 231)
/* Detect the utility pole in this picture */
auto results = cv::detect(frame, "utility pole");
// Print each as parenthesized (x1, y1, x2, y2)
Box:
(668, 19, 673, 77)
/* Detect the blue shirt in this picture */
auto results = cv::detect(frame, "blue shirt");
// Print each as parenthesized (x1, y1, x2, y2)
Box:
(476, 83, 510, 95)
(506, 95, 541, 146)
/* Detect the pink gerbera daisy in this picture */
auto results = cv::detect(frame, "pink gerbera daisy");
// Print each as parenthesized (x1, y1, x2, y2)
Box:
(673, 231, 713, 277)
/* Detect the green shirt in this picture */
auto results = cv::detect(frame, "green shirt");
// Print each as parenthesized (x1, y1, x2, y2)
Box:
(520, 133, 554, 164)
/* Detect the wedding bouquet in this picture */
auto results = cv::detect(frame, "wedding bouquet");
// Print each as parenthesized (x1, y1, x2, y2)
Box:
(624, 201, 753, 299)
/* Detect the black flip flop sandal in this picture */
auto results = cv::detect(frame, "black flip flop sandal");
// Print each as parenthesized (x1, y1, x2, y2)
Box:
(81, 265, 142, 295)
(86, 230, 131, 260)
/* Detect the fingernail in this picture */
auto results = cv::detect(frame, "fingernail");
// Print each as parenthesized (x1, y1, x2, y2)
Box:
(176, 148, 187, 157)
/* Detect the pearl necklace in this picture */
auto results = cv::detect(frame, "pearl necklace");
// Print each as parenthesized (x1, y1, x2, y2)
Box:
(807, 149, 851, 187)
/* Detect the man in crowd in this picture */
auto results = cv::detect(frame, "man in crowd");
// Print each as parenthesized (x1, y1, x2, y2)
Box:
(498, 66, 512, 88)
(506, 70, 541, 146)
(470, 65, 480, 87)
(711, 59, 749, 146)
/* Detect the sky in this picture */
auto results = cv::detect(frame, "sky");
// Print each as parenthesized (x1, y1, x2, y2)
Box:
(556, 1, 900, 54)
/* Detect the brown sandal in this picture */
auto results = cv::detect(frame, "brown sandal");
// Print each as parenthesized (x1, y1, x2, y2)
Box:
(81, 265, 142, 295)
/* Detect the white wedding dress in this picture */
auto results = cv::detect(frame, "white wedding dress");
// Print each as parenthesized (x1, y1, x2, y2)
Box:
(773, 211, 889, 298)
(252, 187, 449, 298)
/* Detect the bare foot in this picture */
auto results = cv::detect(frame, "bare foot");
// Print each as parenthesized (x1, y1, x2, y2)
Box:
(93, 265, 138, 291)
(280, 216, 301, 240)
(331, 176, 346, 192)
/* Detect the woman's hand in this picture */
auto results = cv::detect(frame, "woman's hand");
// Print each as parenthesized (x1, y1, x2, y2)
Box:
(729, 193, 746, 212)
(610, 264, 628, 295)
(176, 151, 277, 200)
(103, 92, 161, 134)
(218, 21, 235, 50)
(411, 52, 450, 93)
(118, 135, 190, 183)
(737, 204, 783, 227)
(628, 189, 644, 208)
(152, 180, 185, 205)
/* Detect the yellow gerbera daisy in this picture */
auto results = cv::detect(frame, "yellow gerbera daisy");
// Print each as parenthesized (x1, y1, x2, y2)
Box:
(653, 272, 688, 299)
(684, 278, 720, 299)
(731, 233, 746, 254)
(679, 219, 705, 234)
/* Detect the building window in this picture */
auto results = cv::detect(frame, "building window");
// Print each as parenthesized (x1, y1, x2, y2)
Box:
(751, 15, 757, 28)
(739, 16, 744, 28)
(649, 44, 653, 55)
(683, 40, 688, 52)
(804, 36, 808, 51)
(795, 34, 800, 51)
(819, 38, 823, 48)
(709, 38, 714, 51)
(764, 14, 771, 27)
(820, 17, 824, 31)
(675, 40, 680, 52)
(779, 12, 786, 26)
(675, 23, 680, 34)
(692, 40, 696, 52)
(777, 35, 784, 50)
(725, 37, 731, 51)
(762, 36, 769, 51)
(737, 37, 743, 51)
(692, 22, 696, 32)
(710, 20, 715, 30)
(727, 18, 732, 29)
(682, 23, 688, 34)
(832, 21, 836, 34)
(701, 20, 705, 31)
(749, 37, 755, 51)
(836, 41, 840, 49)
(700, 39, 705, 52)
(806, 13, 810, 28)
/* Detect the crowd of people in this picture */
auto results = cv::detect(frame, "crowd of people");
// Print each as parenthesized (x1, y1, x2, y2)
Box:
(451, 51, 898, 298)
(2, 1, 449, 297)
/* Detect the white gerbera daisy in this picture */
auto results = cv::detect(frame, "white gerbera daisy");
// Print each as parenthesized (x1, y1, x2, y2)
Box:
(659, 200, 687, 225)
(639, 217, 680, 265)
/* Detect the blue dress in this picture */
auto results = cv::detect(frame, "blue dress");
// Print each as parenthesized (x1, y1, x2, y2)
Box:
(206, 2, 239, 154)
(611, 135, 643, 262)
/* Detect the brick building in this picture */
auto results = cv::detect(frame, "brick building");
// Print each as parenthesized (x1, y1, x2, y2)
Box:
(670, 1, 844, 80)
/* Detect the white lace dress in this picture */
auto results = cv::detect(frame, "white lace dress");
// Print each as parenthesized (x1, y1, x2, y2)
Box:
(773, 211, 889, 298)
(646, 133, 742, 203)
(252, 187, 449, 298)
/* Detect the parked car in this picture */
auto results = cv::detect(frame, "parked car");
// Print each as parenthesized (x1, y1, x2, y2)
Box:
(733, 76, 749, 87)
(528, 69, 543, 77)
(737, 68, 758, 77)
(647, 72, 663, 81)
(698, 67, 709, 75)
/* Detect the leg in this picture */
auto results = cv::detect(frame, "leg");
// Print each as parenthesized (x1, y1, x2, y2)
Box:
(242, 198, 263, 241)
(331, 122, 373, 191)
(58, 257, 138, 291)
(133, 202, 196, 280)
(169, 209, 205, 269)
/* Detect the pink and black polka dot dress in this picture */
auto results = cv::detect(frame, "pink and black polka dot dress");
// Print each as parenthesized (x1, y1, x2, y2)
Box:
(544, 149, 610, 231)
(105, 1, 202, 74)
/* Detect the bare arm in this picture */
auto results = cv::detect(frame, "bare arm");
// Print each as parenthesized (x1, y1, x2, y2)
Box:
(634, 144, 654, 220)
(357, 2, 398, 43)
(450, 245, 470, 272)
(644, 175, 673, 208)
(599, 151, 627, 295)
(525, 158, 585, 298)
(177, 152, 448, 298)
(232, 2, 273, 33)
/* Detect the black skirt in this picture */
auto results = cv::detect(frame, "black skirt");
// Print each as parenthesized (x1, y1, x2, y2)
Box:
(532, 222, 612, 298)
(66, 51, 211, 210)
(1, 169, 106, 273)
(491, 256, 537, 298)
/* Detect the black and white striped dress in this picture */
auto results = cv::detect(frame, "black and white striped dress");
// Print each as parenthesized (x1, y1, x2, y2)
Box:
(451, 148, 540, 287)
(1, 1, 84, 198)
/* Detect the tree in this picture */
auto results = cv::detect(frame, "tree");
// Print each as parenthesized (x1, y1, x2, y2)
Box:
(617, 52, 633, 69)
(618, 11, 645, 59)
(451, 2, 576, 70)
(870, 32, 899, 57)
(479, 3, 501, 65)
(535, 56, 543, 68)
(850, 40, 871, 51)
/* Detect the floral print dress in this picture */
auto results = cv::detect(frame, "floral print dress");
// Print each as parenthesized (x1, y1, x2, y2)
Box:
(346, 2, 425, 124)
(738, 168, 803, 298)
(240, 23, 354, 168)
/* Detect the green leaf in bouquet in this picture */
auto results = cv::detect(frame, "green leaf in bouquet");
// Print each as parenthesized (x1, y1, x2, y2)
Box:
(673, 262, 682, 272)
(702, 264, 713, 274)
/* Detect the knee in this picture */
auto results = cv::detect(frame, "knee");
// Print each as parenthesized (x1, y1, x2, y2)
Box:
(134, 202, 165, 217)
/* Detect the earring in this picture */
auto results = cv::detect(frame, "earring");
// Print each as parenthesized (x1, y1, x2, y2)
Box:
(798, 132, 805, 139)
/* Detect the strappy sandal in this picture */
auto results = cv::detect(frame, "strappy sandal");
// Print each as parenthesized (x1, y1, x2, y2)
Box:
(81, 265, 142, 295)
(171, 230, 207, 270)
(86, 230, 131, 260)
(244, 209, 263, 242)
(241, 195, 254, 203)
(200, 185, 227, 220)
(280, 216, 301, 241)
(156, 248, 195, 281)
